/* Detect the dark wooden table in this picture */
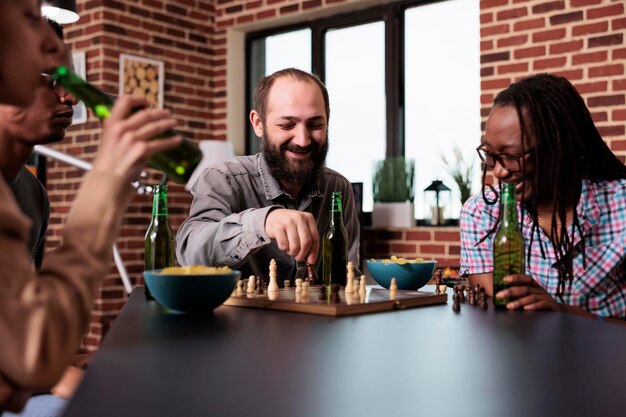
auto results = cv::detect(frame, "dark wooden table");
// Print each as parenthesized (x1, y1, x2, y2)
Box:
(63, 288, 626, 417)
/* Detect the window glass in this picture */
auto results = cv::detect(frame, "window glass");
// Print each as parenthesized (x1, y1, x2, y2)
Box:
(248, 29, 311, 154)
(266, 29, 311, 74)
(404, 0, 481, 220)
(325, 21, 386, 213)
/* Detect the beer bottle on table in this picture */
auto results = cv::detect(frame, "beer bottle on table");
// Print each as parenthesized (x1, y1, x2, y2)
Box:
(322, 191, 348, 287)
(49, 66, 202, 184)
(144, 184, 176, 300)
(493, 182, 525, 309)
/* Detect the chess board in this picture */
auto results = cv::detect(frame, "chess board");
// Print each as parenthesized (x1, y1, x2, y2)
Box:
(224, 287, 447, 317)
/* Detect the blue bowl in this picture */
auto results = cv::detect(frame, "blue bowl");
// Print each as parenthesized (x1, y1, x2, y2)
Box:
(366, 260, 437, 290)
(143, 269, 241, 313)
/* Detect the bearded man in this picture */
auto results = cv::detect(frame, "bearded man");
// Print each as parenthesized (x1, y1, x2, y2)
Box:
(177, 68, 360, 281)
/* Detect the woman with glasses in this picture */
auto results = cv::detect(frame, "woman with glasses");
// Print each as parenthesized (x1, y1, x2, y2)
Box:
(460, 73, 626, 323)
(0, 0, 182, 412)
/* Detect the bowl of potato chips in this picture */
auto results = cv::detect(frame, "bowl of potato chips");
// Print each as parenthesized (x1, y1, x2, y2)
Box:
(366, 256, 437, 291)
(143, 266, 240, 313)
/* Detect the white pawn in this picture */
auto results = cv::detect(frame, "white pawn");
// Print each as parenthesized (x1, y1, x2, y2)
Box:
(295, 278, 303, 294)
(359, 275, 366, 299)
(235, 280, 243, 296)
(247, 275, 256, 294)
(284, 280, 291, 288)
(268, 259, 279, 292)
(345, 261, 355, 293)
(389, 277, 398, 300)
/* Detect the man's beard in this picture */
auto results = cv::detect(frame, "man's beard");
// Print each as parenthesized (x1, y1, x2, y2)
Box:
(261, 130, 329, 188)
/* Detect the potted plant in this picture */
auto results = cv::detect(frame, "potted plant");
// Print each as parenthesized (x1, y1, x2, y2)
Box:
(372, 157, 415, 228)
(441, 145, 474, 206)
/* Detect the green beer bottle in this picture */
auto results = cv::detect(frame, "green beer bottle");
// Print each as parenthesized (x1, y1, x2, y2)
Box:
(493, 182, 525, 309)
(144, 184, 176, 300)
(322, 191, 348, 287)
(49, 66, 202, 184)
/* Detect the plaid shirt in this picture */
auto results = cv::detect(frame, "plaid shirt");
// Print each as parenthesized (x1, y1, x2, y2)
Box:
(460, 178, 626, 319)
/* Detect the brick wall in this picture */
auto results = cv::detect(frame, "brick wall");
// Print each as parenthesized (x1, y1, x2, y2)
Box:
(48, 0, 626, 350)
(362, 227, 460, 268)
(54, 0, 219, 351)
(480, 0, 626, 156)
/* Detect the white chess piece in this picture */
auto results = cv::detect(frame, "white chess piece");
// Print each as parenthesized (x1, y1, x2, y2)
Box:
(345, 261, 354, 293)
(247, 275, 256, 294)
(268, 259, 279, 292)
(295, 278, 303, 294)
(358, 275, 366, 300)
(235, 280, 243, 296)
(389, 277, 398, 300)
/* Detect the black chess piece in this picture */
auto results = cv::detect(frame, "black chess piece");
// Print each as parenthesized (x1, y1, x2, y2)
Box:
(435, 268, 443, 286)
(457, 285, 465, 302)
(319, 285, 327, 300)
(330, 284, 341, 303)
(256, 276, 264, 295)
(307, 264, 318, 285)
(452, 301, 461, 313)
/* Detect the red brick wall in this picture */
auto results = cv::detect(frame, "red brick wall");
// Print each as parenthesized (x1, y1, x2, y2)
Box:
(45, 0, 626, 350)
(362, 227, 460, 268)
(51, 0, 219, 351)
(480, 0, 626, 155)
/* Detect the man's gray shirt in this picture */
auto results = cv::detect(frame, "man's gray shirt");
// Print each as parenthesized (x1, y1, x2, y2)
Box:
(176, 153, 360, 282)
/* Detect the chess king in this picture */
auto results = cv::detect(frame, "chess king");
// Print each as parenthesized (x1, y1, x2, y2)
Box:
(177, 68, 361, 283)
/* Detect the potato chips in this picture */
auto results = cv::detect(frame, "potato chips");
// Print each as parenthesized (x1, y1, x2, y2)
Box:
(160, 266, 232, 275)
(370, 256, 433, 264)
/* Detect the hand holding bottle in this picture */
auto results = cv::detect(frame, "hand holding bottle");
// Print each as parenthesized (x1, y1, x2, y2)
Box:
(265, 209, 319, 265)
(91, 96, 182, 183)
(495, 273, 562, 311)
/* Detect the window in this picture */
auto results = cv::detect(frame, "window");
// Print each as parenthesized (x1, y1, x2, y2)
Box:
(247, 29, 311, 155)
(246, 0, 480, 221)
(404, 0, 481, 219)
(325, 22, 386, 212)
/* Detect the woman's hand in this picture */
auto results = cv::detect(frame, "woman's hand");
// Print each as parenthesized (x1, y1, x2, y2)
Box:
(92, 96, 182, 183)
(495, 274, 563, 311)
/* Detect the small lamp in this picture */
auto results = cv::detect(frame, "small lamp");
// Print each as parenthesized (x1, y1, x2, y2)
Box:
(185, 140, 234, 191)
(42, 0, 79, 24)
(424, 180, 451, 226)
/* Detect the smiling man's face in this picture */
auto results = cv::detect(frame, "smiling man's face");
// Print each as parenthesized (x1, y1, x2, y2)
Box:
(253, 76, 329, 186)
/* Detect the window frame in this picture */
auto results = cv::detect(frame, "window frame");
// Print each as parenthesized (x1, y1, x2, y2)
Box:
(244, 0, 446, 156)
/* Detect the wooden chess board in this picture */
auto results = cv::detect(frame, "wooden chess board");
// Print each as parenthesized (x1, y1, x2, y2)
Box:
(224, 287, 447, 317)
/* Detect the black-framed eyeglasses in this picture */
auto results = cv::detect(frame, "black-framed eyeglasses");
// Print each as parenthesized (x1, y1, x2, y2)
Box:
(40, 73, 70, 99)
(476, 142, 534, 173)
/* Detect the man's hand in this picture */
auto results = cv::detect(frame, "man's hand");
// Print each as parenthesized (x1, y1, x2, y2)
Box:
(265, 209, 319, 265)
(495, 274, 562, 311)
